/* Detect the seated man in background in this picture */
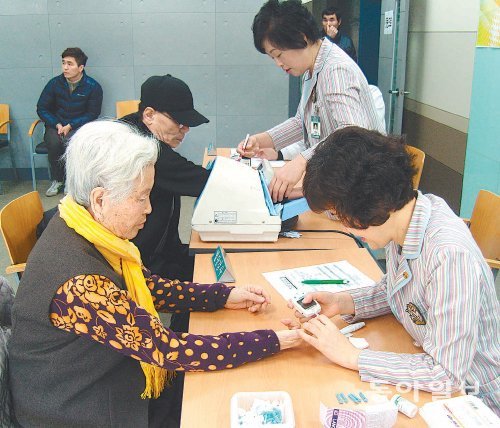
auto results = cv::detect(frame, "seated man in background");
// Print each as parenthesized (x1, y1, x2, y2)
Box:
(37, 47, 103, 196)
(121, 75, 209, 282)
(292, 126, 500, 415)
(321, 7, 357, 62)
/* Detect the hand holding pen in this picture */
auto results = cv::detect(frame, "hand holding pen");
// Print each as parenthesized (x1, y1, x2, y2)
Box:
(237, 134, 259, 157)
(241, 133, 250, 160)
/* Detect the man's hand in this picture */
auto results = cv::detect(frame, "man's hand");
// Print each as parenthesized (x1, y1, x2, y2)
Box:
(58, 124, 72, 137)
(299, 314, 360, 370)
(326, 24, 338, 39)
(287, 291, 355, 323)
(268, 155, 306, 202)
(224, 285, 271, 313)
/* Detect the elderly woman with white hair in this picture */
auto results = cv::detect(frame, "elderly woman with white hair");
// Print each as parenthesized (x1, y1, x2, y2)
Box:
(8, 121, 300, 428)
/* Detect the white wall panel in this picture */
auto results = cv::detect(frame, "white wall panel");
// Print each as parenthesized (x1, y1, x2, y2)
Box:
(47, 0, 131, 14)
(49, 14, 134, 67)
(409, 0, 479, 32)
(216, 13, 268, 65)
(131, 0, 214, 13)
(405, 31, 476, 119)
(133, 13, 216, 66)
(0, 0, 47, 15)
(0, 15, 51, 68)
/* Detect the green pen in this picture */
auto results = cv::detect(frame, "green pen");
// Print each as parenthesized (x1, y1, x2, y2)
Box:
(301, 279, 350, 285)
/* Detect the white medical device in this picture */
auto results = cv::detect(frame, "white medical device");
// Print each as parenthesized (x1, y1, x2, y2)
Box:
(291, 292, 321, 318)
(191, 156, 282, 242)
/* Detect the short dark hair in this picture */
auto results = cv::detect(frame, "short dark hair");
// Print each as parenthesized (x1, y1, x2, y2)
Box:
(322, 7, 341, 20)
(61, 47, 88, 66)
(252, 0, 321, 54)
(303, 127, 417, 229)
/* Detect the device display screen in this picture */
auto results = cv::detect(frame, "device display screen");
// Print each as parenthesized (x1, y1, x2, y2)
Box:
(297, 297, 316, 310)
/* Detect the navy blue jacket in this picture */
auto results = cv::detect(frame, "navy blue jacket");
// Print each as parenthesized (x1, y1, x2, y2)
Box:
(36, 71, 103, 130)
(325, 32, 357, 62)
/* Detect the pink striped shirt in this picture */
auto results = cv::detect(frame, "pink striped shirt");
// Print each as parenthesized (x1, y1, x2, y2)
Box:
(345, 192, 500, 414)
(267, 39, 384, 160)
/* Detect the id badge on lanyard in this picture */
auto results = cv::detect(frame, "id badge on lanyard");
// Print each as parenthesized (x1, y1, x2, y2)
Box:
(310, 85, 321, 140)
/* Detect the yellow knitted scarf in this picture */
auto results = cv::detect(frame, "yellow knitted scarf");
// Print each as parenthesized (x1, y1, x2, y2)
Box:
(59, 195, 168, 399)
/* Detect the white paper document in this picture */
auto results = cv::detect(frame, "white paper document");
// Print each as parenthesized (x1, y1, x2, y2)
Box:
(262, 260, 376, 301)
(229, 149, 286, 168)
(419, 395, 500, 427)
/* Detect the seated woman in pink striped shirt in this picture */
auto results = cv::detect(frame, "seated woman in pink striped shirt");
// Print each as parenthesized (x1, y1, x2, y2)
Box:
(290, 126, 500, 415)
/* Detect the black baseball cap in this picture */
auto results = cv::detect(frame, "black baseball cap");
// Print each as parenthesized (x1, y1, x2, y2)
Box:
(140, 74, 209, 127)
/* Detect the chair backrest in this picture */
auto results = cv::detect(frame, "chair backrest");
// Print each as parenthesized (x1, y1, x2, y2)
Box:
(0, 104, 9, 134)
(116, 100, 140, 119)
(406, 145, 425, 189)
(0, 191, 43, 268)
(469, 190, 500, 264)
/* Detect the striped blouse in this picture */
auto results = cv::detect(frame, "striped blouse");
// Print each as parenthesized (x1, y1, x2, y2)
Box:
(345, 192, 500, 414)
(267, 39, 384, 161)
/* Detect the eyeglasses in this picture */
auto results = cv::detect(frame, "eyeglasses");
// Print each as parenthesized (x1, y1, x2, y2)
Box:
(161, 112, 185, 129)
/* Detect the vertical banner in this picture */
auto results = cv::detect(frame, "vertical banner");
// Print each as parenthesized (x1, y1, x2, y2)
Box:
(477, 0, 500, 47)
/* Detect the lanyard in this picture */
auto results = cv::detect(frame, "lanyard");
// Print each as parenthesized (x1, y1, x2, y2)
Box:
(302, 82, 319, 148)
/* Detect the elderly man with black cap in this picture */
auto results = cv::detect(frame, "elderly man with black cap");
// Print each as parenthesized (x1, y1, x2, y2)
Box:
(121, 74, 210, 287)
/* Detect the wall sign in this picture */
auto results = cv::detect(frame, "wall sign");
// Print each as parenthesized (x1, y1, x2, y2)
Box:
(384, 10, 394, 35)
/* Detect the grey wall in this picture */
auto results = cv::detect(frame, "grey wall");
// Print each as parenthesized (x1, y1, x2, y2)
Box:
(0, 0, 289, 178)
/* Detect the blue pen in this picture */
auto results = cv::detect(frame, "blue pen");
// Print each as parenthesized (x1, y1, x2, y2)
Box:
(358, 392, 368, 402)
(339, 393, 348, 404)
(335, 393, 344, 405)
(348, 393, 361, 404)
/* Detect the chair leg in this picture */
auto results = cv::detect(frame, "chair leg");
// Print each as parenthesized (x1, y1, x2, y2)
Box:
(9, 143, 18, 181)
(31, 153, 37, 191)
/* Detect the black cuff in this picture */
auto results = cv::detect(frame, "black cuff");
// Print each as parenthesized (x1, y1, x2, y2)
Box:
(277, 150, 284, 161)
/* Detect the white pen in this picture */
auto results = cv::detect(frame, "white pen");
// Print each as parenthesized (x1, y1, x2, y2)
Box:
(340, 321, 365, 335)
(242, 133, 250, 153)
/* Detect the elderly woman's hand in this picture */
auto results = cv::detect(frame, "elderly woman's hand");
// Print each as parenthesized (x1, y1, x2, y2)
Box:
(275, 329, 302, 350)
(224, 285, 271, 312)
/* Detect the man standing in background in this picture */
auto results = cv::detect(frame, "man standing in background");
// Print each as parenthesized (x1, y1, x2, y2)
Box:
(322, 7, 357, 62)
(37, 47, 103, 196)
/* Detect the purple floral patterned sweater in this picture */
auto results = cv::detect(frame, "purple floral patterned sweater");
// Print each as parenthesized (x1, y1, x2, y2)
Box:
(49, 270, 280, 371)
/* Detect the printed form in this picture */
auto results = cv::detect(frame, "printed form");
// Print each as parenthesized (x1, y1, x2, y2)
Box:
(262, 260, 376, 301)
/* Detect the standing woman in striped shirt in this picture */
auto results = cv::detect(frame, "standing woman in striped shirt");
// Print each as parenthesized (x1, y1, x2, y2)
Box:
(294, 126, 500, 415)
(237, 0, 384, 203)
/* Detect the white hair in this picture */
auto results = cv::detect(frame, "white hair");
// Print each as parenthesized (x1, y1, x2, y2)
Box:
(64, 120, 159, 206)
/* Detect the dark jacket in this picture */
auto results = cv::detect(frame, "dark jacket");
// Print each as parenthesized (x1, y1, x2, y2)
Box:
(9, 216, 148, 427)
(121, 113, 210, 279)
(325, 32, 357, 62)
(37, 71, 103, 130)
